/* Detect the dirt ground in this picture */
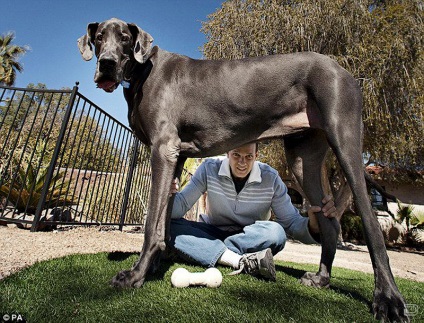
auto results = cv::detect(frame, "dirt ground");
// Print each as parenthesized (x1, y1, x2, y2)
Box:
(1, 225, 423, 282)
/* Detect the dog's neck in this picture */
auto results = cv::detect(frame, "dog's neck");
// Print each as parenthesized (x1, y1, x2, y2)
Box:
(122, 46, 158, 90)
(122, 59, 136, 86)
(123, 59, 154, 146)
(126, 59, 153, 90)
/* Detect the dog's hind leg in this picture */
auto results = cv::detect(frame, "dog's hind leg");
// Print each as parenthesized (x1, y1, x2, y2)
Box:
(325, 128, 409, 322)
(111, 135, 183, 288)
(284, 129, 339, 288)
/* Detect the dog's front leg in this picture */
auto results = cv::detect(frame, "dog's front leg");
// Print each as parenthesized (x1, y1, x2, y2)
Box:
(111, 137, 181, 288)
(148, 155, 187, 274)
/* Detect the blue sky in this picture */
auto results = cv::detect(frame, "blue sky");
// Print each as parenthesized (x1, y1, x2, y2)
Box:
(1, 0, 224, 126)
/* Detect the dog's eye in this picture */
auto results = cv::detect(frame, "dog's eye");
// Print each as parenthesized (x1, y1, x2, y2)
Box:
(121, 34, 130, 42)
(96, 34, 103, 42)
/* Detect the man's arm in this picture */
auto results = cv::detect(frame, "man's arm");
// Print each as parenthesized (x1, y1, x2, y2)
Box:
(271, 176, 336, 244)
(307, 195, 337, 234)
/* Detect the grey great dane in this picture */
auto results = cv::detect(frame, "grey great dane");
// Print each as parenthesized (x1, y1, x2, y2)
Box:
(78, 18, 408, 322)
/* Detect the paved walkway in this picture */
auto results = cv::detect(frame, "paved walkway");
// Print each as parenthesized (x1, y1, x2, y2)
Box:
(275, 240, 423, 282)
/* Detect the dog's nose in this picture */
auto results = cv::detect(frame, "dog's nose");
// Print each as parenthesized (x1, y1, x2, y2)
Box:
(99, 58, 117, 72)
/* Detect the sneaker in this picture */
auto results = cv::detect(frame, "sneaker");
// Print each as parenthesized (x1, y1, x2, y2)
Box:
(230, 248, 276, 281)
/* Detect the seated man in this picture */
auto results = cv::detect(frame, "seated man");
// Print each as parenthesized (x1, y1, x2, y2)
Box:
(169, 142, 336, 281)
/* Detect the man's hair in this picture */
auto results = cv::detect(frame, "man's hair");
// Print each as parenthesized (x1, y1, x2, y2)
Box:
(228, 142, 259, 154)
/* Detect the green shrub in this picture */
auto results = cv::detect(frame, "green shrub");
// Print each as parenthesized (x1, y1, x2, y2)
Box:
(0, 160, 76, 214)
(340, 213, 365, 243)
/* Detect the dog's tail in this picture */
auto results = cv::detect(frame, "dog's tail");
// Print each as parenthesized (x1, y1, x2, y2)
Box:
(364, 171, 397, 202)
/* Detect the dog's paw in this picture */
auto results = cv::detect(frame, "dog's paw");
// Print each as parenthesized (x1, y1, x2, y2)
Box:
(373, 288, 410, 322)
(110, 269, 145, 288)
(299, 271, 330, 288)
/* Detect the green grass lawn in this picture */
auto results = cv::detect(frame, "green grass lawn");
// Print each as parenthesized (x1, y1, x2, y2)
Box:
(0, 252, 422, 322)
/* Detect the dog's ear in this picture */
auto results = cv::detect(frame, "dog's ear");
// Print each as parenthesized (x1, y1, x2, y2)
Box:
(128, 23, 154, 64)
(77, 22, 99, 61)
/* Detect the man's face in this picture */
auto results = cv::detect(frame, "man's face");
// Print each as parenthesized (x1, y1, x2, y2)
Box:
(227, 143, 258, 180)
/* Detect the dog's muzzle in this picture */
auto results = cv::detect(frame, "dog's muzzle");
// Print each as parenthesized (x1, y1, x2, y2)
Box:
(95, 57, 121, 92)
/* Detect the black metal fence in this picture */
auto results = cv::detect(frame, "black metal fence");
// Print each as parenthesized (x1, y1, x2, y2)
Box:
(0, 84, 152, 231)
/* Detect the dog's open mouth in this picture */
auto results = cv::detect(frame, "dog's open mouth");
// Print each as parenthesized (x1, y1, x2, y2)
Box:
(96, 79, 119, 93)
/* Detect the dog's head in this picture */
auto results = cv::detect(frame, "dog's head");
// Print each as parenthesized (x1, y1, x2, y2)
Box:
(78, 18, 153, 92)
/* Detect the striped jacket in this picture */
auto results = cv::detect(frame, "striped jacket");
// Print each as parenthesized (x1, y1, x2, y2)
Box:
(171, 157, 317, 244)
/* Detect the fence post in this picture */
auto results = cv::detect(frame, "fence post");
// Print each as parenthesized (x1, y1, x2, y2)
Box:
(119, 136, 141, 231)
(31, 84, 79, 232)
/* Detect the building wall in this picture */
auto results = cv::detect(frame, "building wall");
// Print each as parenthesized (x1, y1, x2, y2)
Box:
(377, 180, 424, 205)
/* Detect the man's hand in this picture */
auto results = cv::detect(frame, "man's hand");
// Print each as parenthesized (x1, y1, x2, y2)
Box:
(170, 178, 180, 196)
(307, 195, 337, 234)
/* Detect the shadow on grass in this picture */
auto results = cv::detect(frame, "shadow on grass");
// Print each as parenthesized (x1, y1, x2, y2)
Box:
(276, 263, 372, 309)
(330, 284, 373, 309)
(276, 263, 305, 279)
(107, 251, 174, 283)
(107, 251, 138, 261)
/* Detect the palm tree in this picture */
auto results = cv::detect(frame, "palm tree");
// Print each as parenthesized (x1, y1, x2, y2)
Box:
(0, 32, 28, 86)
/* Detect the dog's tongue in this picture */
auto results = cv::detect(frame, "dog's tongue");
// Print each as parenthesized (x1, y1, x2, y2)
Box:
(97, 80, 117, 92)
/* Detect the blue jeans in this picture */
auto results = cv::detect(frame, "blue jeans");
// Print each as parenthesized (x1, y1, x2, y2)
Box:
(169, 218, 287, 267)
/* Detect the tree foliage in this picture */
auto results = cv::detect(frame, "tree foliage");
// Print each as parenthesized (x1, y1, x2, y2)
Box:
(201, 0, 423, 180)
(0, 32, 28, 86)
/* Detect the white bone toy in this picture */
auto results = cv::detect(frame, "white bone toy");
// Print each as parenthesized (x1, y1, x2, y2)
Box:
(171, 267, 223, 288)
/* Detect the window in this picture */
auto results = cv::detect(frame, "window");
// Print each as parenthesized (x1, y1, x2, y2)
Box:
(370, 187, 388, 211)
